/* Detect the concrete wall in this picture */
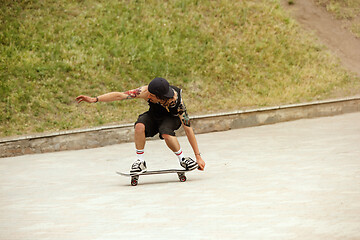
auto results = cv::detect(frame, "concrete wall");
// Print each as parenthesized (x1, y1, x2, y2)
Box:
(1, 96, 359, 158)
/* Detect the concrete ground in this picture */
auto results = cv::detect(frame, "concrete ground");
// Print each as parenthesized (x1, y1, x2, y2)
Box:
(1, 112, 359, 240)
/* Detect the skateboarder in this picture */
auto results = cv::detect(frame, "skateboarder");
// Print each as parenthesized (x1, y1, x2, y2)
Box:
(76, 77, 205, 173)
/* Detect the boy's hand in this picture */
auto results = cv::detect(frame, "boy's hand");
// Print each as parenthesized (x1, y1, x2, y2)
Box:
(196, 155, 205, 171)
(76, 95, 96, 103)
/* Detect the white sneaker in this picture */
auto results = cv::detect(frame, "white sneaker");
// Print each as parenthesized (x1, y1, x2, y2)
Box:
(130, 159, 147, 174)
(180, 157, 198, 170)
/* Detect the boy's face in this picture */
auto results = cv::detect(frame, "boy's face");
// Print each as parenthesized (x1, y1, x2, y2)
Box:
(148, 93, 166, 103)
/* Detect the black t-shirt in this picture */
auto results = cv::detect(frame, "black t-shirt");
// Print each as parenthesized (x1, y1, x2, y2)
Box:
(147, 86, 187, 120)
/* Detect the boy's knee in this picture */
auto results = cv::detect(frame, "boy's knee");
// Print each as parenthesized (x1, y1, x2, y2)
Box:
(161, 134, 171, 140)
(135, 123, 145, 133)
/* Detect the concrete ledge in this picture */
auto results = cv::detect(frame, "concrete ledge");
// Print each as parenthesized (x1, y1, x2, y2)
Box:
(1, 96, 359, 158)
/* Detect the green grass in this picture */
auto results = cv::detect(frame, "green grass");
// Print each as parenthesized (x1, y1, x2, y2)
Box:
(316, 0, 360, 37)
(1, 0, 359, 137)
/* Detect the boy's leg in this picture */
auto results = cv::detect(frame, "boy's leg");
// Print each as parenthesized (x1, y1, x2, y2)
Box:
(158, 116, 182, 155)
(134, 123, 146, 151)
(160, 117, 197, 170)
(162, 134, 180, 152)
(131, 112, 158, 173)
(134, 112, 159, 152)
(134, 123, 146, 162)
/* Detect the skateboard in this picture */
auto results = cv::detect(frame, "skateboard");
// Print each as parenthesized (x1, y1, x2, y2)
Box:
(116, 165, 198, 186)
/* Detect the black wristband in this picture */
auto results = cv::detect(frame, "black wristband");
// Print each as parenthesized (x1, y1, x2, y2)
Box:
(95, 97, 99, 103)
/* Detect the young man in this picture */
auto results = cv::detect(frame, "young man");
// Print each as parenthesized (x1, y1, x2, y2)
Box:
(76, 77, 205, 173)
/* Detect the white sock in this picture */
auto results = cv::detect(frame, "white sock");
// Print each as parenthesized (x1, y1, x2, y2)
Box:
(174, 149, 185, 161)
(136, 149, 144, 161)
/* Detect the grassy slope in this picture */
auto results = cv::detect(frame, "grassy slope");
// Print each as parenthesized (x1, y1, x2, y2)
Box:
(1, 0, 359, 137)
(316, 0, 360, 37)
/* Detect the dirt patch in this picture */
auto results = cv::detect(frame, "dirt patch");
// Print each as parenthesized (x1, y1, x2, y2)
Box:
(281, 0, 360, 77)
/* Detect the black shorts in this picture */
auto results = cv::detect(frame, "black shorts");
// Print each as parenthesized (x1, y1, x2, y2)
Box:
(135, 111, 182, 139)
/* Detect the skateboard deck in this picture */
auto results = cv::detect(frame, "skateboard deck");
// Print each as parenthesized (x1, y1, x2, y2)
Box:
(116, 165, 198, 186)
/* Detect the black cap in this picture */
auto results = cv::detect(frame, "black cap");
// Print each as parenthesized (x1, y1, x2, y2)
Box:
(148, 77, 174, 98)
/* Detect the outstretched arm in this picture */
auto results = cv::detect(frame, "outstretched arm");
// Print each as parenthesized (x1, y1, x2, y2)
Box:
(76, 86, 149, 103)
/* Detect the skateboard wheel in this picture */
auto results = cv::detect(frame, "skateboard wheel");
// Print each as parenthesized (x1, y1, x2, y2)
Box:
(179, 175, 187, 182)
(131, 179, 138, 186)
(131, 176, 138, 186)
